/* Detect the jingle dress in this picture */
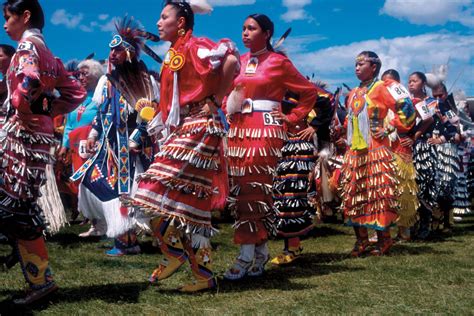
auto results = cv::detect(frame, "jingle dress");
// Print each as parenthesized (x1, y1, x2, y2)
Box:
(226, 50, 318, 245)
(341, 79, 416, 230)
(131, 31, 235, 237)
(272, 88, 333, 238)
(0, 29, 85, 290)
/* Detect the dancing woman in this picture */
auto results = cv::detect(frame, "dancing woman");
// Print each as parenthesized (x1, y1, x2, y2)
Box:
(224, 14, 318, 279)
(341, 51, 415, 256)
(0, 0, 86, 304)
(129, 0, 239, 292)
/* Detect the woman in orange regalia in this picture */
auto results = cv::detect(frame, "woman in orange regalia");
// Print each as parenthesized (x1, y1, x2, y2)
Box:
(341, 51, 415, 256)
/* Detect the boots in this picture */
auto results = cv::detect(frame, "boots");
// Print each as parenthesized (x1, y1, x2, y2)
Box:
(179, 238, 216, 292)
(14, 237, 58, 305)
(271, 237, 302, 265)
(247, 242, 269, 277)
(106, 230, 140, 256)
(350, 226, 369, 257)
(416, 203, 432, 240)
(224, 244, 254, 281)
(371, 229, 393, 256)
(395, 226, 411, 242)
(149, 218, 187, 283)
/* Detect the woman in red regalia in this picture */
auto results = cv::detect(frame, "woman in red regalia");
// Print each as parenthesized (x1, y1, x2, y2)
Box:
(129, 0, 239, 292)
(341, 51, 415, 256)
(0, 0, 86, 304)
(223, 14, 318, 280)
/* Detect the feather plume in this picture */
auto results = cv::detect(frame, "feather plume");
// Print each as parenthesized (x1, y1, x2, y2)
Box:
(109, 60, 155, 107)
(273, 28, 292, 50)
(143, 44, 163, 63)
(114, 15, 145, 56)
(425, 73, 440, 89)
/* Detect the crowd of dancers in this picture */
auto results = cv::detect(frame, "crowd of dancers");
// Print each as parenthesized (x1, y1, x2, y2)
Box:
(0, 0, 473, 305)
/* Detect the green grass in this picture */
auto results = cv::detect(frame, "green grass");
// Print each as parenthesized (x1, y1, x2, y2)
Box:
(1, 216, 473, 315)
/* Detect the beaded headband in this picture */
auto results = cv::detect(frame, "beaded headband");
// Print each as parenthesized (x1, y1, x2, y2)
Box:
(355, 55, 381, 64)
(109, 35, 136, 53)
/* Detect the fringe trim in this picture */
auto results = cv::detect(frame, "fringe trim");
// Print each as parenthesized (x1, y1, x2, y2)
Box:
(226, 145, 282, 158)
(227, 126, 287, 140)
(228, 164, 275, 177)
(158, 146, 220, 170)
(137, 173, 215, 198)
(128, 202, 219, 238)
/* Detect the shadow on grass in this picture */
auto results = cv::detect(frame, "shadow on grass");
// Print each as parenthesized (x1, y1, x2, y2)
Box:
(0, 281, 148, 314)
(391, 244, 454, 256)
(46, 232, 104, 248)
(217, 263, 364, 293)
(306, 225, 349, 238)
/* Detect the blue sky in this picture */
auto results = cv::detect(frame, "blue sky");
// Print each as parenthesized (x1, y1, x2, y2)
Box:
(1, 0, 473, 95)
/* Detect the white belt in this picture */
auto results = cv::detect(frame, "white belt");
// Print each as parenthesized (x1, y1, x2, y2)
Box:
(240, 99, 280, 113)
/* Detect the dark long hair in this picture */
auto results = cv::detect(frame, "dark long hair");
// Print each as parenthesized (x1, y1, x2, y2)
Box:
(409, 71, 427, 95)
(3, 0, 44, 30)
(248, 13, 274, 51)
(410, 71, 427, 84)
(164, 0, 194, 31)
(381, 69, 400, 82)
(0, 44, 15, 57)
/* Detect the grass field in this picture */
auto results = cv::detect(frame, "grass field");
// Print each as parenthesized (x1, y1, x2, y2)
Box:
(1, 215, 473, 315)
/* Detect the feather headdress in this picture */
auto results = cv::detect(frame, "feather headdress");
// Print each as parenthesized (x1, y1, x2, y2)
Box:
(426, 64, 449, 89)
(110, 15, 162, 63)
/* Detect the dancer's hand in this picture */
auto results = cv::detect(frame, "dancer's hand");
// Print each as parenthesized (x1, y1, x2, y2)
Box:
(58, 146, 68, 162)
(86, 137, 97, 153)
(297, 126, 316, 141)
(427, 137, 444, 145)
(399, 137, 413, 147)
(270, 110, 289, 123)
(372, 127, 386, 139)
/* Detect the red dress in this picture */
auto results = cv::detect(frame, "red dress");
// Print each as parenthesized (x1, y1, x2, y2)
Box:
(131, 31, 235, 237)
(226, 50, 318, 244)
(0, 30, 86, 214)
(0, 29, 85, 291)
(341, 79, 415, 230)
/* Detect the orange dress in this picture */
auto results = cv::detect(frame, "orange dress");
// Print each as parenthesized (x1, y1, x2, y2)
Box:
(341, 79, 415, 230)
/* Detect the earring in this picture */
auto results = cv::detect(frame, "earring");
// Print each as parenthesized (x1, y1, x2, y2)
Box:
(126, 49, 132, 63)
(178, 29, 186, 37)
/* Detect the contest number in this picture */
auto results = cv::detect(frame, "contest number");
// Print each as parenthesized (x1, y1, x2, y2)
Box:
(263, 112, 282, 126)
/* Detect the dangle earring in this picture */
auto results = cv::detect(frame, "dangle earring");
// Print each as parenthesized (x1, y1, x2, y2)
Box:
(178, 28, 186, 37)
(126, 49, 132, 63)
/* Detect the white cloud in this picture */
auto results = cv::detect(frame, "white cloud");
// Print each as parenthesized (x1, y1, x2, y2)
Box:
(281, 0, 313, 22)
(79, 25, 93, 32)
(282, 34, 327, 54)
(291, 32, 474, 93)
(100, 18, 117, 32)
(50, 9, 83, 29)
(50, 9, 117, 33)
(381, 0, 474, 27)
(208, 0, 256, 6)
